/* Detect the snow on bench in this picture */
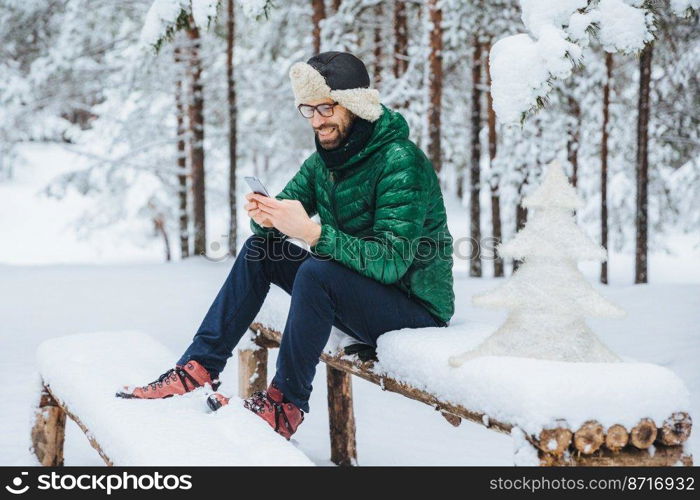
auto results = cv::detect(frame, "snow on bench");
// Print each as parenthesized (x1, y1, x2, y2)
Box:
(376, 324, 690, 438)
(376, 324, 693, 463)
(31, 331, 313, 466)
(244, 286, 693, 466)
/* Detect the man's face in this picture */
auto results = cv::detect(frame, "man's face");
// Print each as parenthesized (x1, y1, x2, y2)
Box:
(304, 98, 355, 149)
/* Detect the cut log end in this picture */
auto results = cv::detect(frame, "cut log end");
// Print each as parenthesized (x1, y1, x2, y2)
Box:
(605, 424, 630, 452)
(630, 418, 657, 449)
(657, 412, 692, 446)
(574, 420, 605, 455)
(538, 427, 573, 456)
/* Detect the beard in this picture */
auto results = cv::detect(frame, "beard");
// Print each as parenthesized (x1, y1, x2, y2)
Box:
(314, 113, 356, 150)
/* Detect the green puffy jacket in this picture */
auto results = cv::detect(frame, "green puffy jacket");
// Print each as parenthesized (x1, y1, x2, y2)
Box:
(251, 104, 455, 323)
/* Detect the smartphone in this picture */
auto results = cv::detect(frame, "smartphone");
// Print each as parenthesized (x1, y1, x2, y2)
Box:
(245, 176, 271, 197)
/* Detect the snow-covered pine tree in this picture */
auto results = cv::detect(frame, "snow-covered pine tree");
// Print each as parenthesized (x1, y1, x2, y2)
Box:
(449, 160, 625, 365)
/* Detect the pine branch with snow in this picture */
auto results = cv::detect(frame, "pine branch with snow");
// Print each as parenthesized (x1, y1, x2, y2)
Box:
(240, 0, 276, 21)
(671, 0, 700, 18)
(490, 0, 663, 125)
(141, 0, 221, 52)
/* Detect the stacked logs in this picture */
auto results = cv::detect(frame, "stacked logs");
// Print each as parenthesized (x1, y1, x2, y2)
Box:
(531, 412, 692, 458)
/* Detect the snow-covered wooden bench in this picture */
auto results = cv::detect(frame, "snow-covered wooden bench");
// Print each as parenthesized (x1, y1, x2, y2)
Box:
(31, 332, 313, 466)
(242, 288, 694, 467)
(31, 302, 693, 467)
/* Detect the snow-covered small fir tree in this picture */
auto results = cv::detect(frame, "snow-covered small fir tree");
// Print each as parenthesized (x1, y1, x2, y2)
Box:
(449, 160, 625, 365)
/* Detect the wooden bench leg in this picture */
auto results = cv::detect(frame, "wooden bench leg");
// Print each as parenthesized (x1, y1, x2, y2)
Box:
(31, 385, 66, 466)
(238, 347, 268, 398)
(327, 366, 357, 466)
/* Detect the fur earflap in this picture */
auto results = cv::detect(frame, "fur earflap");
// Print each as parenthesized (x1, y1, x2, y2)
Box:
(330, 88, 382, 122)
(289, 62, 332, 107)
(289, 61, 383, 122)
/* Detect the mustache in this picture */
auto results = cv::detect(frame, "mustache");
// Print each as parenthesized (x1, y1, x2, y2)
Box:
(314, 123, 339, 132)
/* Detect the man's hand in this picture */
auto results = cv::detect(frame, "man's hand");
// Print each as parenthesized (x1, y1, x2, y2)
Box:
(248, 193, 321, 246)
(245, 192, 273, 228)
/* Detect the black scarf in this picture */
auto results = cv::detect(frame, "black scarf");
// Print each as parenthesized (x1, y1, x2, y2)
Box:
(315, 117, 375, 170)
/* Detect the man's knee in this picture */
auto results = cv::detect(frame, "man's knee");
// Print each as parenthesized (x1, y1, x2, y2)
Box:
(242, 234, 266, 251)
(240, 235, 268, 262)
(242, 234, 308, 263)
(295, 257, 337, 288)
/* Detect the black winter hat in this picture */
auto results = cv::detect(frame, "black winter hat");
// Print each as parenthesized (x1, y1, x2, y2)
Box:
(289, 51, 382, 122)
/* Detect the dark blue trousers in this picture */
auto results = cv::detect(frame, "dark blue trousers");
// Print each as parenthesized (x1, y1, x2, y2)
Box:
(178, 234, 446, 412)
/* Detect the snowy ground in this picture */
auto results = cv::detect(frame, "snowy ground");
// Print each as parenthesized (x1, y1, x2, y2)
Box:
(0, 144, 698, 465)
(1, 261, 698, 465)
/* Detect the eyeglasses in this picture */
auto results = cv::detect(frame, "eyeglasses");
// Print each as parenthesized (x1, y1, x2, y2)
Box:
(297, 101, 339, 119)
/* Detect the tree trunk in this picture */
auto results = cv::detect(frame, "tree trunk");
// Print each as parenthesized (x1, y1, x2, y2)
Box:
(332, 0, 342, 14)
(513, 173, 528, 273)
(601, 52, 613, 284)
(635, 43, 652, 284)
(567, 95, 581, 188)
(427, 0, 443, 173)
(393, 0, 408, 110)
(393, 0, 407, 80)
(311, 0, 326, 54)
(373, 3, 383, 88)
(469, 37, 482, 277)
(514, 120, 540, 271)
(174, 45, 189, 259)
(485, 40, 503, 277)
(187, 24, 207, 257)
(227, 0, 238, 257)
(154, 214, 171, 262)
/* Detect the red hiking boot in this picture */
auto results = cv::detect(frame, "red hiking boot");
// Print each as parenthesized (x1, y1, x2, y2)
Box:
(207, 382, 304, 440)
(116, 360, 220, 399)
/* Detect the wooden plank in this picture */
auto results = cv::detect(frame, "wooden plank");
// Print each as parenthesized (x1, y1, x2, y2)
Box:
(326, 366, 357, 466)
(250, 322, 513, 435)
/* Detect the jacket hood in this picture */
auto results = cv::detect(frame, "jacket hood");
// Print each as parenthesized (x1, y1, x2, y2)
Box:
(329, 104, 409, 171)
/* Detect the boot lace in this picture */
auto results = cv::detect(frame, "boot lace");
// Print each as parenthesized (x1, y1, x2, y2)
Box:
(145, 367, 199, 392)
(244, 390, 302, 435)
(243, 390, 269, 413)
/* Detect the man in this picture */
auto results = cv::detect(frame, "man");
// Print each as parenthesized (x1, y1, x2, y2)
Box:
(118, 51, 455, 440)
